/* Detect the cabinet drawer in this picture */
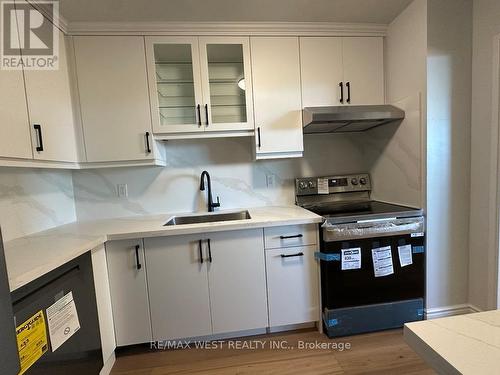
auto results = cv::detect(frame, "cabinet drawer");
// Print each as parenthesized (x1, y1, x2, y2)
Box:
(266, 245, 319, 327)
(264, 224, 317, 249)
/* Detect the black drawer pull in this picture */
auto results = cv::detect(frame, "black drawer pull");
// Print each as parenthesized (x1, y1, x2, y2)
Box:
(280, 234, 303, 240)
(257, 127, 262, 148)
(197, 104, 202, 126)
(198, 240, 203, 264)
(34, 124, 44, 152)
(346, 82, 351, 103)
(134, 245, 142, 270)
(205, 104, 209, 126)
(145, 131, 151, 154)
(339, 82, 344, 103)
(281, 252, 304, 258)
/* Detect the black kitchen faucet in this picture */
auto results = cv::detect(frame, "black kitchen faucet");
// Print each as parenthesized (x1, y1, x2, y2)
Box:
(200, 171, 221, 212)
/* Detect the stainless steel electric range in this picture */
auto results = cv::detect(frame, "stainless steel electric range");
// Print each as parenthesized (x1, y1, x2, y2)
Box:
(296, 173, 425, 338)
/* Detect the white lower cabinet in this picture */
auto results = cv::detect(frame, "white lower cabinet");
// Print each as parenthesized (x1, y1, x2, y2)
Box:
(144, 234, 213, 340)
(144, 229, 267, 340)
(105, 239, 152, 346)
(105, 226, 318, 344)
(206, 230, 268, 334)
(266, 245, 319, 327)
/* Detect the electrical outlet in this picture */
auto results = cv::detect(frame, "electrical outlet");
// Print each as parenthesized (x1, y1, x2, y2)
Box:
(117, 184, 128, 197)
(266, 174, 276, 188)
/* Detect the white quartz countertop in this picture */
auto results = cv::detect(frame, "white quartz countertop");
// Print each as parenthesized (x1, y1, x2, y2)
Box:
(404, 310, 500, 374)
(5, 206, 322, 292)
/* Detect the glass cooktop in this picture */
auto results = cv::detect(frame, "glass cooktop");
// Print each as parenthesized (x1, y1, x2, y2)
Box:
(303, 200, 423, 222)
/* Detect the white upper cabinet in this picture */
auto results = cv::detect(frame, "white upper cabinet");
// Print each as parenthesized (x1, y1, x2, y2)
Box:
(342, 37, 384, 105)
(198, 37, 254, 132)
(146, 36, 204, 134)
(146, 36, 254, 136)
(23, 31, 80, 162)
(300, 37, 344, 108)
(0, 60, 32, 160)
(300, 37, 384, 107)
(251, 37, 304, 159)
(73, 36, 156, 163)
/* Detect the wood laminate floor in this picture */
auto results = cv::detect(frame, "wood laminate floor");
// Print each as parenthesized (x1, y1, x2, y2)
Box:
(110, 329, 435, 375)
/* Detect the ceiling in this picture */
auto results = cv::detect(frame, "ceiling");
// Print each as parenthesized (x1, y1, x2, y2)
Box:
(59, 0, 414, 24)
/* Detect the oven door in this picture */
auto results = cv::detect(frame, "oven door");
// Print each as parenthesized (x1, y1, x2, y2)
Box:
(319, 232, 425, 309)
(317, 220, 425, 337)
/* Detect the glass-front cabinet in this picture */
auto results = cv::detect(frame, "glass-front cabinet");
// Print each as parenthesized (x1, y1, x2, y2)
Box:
(146, 36, 254, 135)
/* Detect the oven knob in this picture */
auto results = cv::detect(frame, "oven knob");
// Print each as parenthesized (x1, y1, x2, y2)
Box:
(359, 178, 367, 185)
(351, 178, 359, 185)
(299, 182, 307, 189)
(308, 181, 315, 188)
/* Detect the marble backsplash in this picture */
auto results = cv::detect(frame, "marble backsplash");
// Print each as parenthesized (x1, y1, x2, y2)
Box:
(72, 135, 370, 220)
(0, 168, 76, 241)
(0, 122, 422, 239)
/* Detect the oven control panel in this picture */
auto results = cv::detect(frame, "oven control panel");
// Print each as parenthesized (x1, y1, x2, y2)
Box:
(295, 174, 371, 196)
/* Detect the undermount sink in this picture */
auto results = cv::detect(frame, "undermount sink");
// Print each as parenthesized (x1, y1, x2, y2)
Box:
(164, 210, 251, 226)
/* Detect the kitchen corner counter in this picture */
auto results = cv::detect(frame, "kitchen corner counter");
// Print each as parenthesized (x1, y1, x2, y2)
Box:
(5, 206, 322, 292)
(404, 310, 500, 374)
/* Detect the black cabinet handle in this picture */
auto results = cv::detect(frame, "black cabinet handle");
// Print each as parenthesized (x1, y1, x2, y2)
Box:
(145, 132, 151, 154)
(34, 124, 43, 152)
(281, 252, 304, 258)
(198, 240, 203, 264)
(339, 82, 344, 104)
(204, 104, 209, 126)
(134, 245, 142, 270)
(280, 234, 303, 240)
(257, 127, 261, 148)
(346, 82, 351, 103)
(207, 239, 212, 263)
(197, 104, 202, 126)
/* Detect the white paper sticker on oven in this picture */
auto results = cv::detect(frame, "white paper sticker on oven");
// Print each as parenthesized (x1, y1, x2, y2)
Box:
(398, 245, 413, 267)
(372, 246, 394, 277)
(341, 248, 361, 270)
(317, 178, 329, 194)
(46, 291, 80, 352)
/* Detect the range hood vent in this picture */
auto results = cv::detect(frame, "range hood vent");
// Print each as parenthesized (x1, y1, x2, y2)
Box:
(302, 105, 405, 134)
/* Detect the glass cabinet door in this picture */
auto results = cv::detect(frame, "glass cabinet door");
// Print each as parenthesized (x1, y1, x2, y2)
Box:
(146, 37, 204, 133)
(199, 37, 254, 132)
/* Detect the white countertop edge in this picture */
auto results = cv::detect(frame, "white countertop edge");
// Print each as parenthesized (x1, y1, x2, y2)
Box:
(106, 217, 323, 241)
(403, 324, 461, 375)
(8, 236, 108, 293)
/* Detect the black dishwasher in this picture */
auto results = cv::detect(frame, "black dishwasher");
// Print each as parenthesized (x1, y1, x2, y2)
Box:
(11, 252, 103, 375)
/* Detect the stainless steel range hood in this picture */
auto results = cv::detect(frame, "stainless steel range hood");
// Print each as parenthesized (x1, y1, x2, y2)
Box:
(302, 105, 405, 134)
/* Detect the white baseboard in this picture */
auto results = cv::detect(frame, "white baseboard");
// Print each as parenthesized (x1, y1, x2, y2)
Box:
(425, 304, 482, 320)
(99, 352, 115, 375)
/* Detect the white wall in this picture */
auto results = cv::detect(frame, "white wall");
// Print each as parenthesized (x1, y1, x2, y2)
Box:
(368, 0, 427, 208)
(0, 168, 77, 242)
(470, 0, 500, 310)
(427, 0, 472, 310)
(72, 136, 368, 220)
(380, 0, 472, 313)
